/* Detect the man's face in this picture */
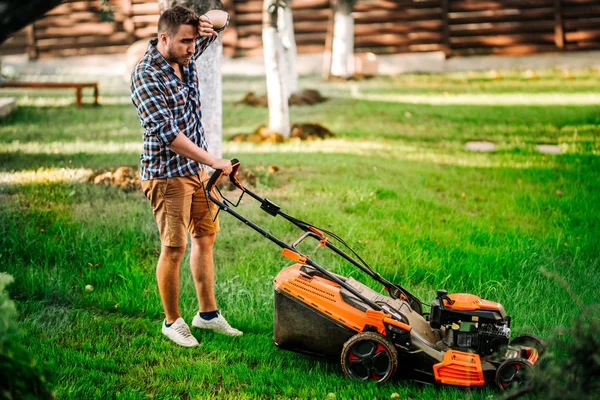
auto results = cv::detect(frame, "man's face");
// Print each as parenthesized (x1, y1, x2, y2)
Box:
(164, 24, 197, 66)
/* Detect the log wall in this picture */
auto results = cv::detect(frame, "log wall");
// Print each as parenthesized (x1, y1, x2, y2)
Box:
(2, 0, 600, 59)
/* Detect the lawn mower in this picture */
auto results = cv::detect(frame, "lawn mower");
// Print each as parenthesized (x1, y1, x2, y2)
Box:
(205, 160, 544, 391)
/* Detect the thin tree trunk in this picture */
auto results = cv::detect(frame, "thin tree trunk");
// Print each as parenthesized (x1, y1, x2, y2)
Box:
(262, 0, 290, 136)
(277, 4, 298, 97)
(158, 0, 224, 158)
(330, 0, 355, 79)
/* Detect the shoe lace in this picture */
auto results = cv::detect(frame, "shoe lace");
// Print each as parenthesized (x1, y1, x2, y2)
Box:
(174, 323, 192, 338)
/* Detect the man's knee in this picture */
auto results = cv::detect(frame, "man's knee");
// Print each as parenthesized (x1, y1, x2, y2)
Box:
(191, 233, 216, 251)
(160, 245, 186, 263)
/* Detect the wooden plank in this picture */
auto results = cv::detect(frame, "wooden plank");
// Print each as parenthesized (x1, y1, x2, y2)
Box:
(453, 43, 557, 55)
(450, 33, 555, 47)
(33, 13, 107, 28)
(36, 23, 118, 38)
(451, 21, 555, 36)
(565, 29, 600, 41)
(564, 17, 600, 29)
(449, 8, 555, 24)
(353, 9, 444, 24)
(131, 2, 159, 15)
(135, 26, 157, 38)
(131, 14, 158, 24)
(565, 41, 600, 50)
(562, 5, 600, 17)
(235, 0, 328, 13)
(355, 32, 442, 47)
(35, 32, 132, 50)
(449, 0, 553, 12)
(39, 44, 131, 58)
(354, 0, 441, 12)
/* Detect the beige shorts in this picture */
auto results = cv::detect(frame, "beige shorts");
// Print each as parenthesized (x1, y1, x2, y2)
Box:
(141, 171, 220, 247)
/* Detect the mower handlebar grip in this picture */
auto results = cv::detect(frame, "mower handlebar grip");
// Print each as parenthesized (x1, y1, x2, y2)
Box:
(205, 158, 241, 195)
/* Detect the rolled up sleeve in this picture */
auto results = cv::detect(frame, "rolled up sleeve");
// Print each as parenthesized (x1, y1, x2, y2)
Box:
(131, 70, 179, 146)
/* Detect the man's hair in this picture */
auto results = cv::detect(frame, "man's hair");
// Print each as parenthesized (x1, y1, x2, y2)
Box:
(158, 5, 199, 37)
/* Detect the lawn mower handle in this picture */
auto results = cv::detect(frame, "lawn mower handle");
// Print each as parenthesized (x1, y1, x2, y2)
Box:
(205, 158, 244, 194)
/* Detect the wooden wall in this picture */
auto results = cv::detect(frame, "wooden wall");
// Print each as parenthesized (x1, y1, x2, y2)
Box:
(2, 0, 600, 59)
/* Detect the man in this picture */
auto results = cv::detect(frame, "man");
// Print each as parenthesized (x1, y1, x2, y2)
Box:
(131, 5, 241, 348)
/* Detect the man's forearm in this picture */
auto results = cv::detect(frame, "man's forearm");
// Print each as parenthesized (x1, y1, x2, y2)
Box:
(204, 10, 229, 29)
(168, 132, 216, 167)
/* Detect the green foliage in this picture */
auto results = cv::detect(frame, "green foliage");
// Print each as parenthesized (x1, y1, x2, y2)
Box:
(0, 274, 53, 400)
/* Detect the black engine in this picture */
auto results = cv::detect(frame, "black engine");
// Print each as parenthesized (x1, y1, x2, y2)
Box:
(429, 290, 511, 355)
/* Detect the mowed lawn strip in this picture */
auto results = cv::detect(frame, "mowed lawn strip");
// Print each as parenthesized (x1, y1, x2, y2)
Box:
(0, 71, 599, 399)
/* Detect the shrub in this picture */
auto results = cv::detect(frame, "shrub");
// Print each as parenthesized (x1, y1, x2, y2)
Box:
(0, 273, 54, 400)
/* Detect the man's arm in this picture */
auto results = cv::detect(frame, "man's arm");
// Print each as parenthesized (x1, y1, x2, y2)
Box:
(194, 10, 230, 58)
(168, 133, 232, 173)
(203, 10, 229, 30)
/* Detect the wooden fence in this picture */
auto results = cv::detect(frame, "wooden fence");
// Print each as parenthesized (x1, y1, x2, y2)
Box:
(2, 0, 600, 59)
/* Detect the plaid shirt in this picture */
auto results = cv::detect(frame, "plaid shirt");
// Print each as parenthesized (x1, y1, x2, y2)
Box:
(131, 18, 228, 180)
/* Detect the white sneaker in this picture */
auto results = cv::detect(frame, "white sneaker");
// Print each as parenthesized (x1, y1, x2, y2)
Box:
(162, 318, 199, 347)
(192, 312, 243, 336)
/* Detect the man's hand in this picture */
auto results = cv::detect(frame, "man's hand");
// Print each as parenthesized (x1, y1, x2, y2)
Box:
(198, 14, 218, 37)
(211, 158, 232, 175)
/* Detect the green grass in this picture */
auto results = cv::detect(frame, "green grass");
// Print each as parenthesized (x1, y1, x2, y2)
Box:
(1, 69, 599, 399)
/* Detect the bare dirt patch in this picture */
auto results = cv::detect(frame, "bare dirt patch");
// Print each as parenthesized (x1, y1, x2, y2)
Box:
(464, 141, 496, 152)
(536, 144, 563, 154)
(231, 123, 334, 144)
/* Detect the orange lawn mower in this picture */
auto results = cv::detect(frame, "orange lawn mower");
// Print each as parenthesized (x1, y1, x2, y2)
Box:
(206, 160, 545, 391)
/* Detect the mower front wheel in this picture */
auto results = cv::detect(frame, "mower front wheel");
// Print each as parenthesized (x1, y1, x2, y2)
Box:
(341, 331, 398, 383)
(495, 358, 534, 392)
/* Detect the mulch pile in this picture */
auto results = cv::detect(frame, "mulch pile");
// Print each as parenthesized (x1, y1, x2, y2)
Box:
(89, 167, 140, 192)
(240, 89, 327, 107)
(231, 123, 334, 144)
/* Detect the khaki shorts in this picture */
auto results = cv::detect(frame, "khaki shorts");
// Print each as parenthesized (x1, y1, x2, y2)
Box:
(141, 171, 220, 247)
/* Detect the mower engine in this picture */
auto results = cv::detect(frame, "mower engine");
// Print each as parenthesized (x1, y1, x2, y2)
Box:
(429, 290, 511, 355)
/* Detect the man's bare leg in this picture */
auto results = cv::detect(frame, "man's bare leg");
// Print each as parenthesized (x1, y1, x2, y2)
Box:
(157, 245, 186, 323)
(190, 233, 242, 336)
(190, 234, 217, 312)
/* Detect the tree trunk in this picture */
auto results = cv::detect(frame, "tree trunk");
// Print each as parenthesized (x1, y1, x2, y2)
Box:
(330, 0, 355, 79)
(262, 0, 290, 136)
(277, 4, 298, 97)
(158, 0, 225, 158)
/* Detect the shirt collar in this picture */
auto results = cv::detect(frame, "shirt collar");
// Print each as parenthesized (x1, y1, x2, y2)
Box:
(148, 38, 177, 76)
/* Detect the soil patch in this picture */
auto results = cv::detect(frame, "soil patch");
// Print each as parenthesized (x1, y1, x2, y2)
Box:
(231, 123, 334, 144)
(240, 89, 327, 107)
(464, 141, 496, 152)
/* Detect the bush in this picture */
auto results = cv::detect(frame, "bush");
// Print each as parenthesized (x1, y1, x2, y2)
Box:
(502, 270, 600, 400)
(0, 273, 54, 400)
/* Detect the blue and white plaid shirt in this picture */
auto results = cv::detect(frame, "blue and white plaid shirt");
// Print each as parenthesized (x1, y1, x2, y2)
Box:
(131, 19, 228, 180)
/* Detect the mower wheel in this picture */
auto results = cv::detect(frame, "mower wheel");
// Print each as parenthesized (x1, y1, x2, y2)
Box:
(510, 333, 546, 355)
(341, 331, 398, 383)
(495, 358, 534, 392)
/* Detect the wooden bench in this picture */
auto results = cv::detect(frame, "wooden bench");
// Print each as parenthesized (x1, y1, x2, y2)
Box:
(1, 81, 99, 108)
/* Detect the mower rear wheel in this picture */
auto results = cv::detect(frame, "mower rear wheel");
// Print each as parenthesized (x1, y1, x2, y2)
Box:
(495, 358, 534, 392)
(510, 333, 546, 355)
(341, 331, 398, 383)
